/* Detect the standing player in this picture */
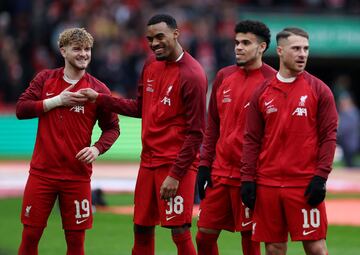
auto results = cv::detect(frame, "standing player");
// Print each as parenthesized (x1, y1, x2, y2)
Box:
(196, 20, 275, 255)
(16, 28, 119, 255)
(80, 14, 207, 255)
(241, 27, 338, 255)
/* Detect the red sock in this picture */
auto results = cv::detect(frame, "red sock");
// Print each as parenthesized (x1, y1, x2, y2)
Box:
(18, 225, 44, 255)
(65, 230, 85, 255)
(172, 230, 196, 255)
(132, 231, 155, 255)
(196, 231, 219, 255)
(241, 230, 260, 255)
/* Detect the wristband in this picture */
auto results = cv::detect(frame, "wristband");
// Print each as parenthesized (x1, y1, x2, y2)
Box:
(43, 95, 62, 112)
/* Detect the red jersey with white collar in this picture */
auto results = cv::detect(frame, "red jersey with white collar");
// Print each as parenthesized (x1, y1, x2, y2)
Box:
(200, 64, 275, 186)
(16, 68, 120, 181)
(241, 71, 338, 187)
(96, 52, 207, 180)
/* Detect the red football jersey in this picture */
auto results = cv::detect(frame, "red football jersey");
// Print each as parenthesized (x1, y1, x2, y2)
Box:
(241, 71, 338, 186)
(200, 64, 275, 185)
(96, 52, 208, 180)
(16, 68, 119, 181)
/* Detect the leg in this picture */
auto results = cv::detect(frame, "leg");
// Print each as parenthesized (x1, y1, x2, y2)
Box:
(18, 225, 44, 255)
(241, 230, 260, 255)
(196, 227, 220, 255)
(265, 242, 287, 255)
(303, 239, 327, 255)
(65, 229, 85, 255)
(171, 225, 196, 255)
(132, 224, 155, 255)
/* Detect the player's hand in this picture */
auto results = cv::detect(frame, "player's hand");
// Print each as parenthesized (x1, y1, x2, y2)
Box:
(78, 88, 99, 103)
(60, 84, 88, 106)
(304, 175, 326, 207)
(160, 176, 179, 201)
(197, 165, 212, 200)
(76, 146, 100, 164)
(241, 181, 256, 210)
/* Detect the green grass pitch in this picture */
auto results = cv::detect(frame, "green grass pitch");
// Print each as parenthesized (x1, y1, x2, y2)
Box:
(0, 193, 359, 255)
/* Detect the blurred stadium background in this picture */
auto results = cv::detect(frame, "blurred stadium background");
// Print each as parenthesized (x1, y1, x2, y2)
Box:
(1, 0, 360, 254)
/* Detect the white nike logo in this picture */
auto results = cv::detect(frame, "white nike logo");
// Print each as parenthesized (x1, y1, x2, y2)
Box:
(76, 218, 88, 224)
(302, 229, 317, 236)
(46, 92, 55, 96)
(244, 102, 250, 108)
(147, 79, 154, 82)
(241, 221, 253, 227)
(223, 89, 231, 94)
(264, 99, 274, 106)
(166, 215, 176, 221)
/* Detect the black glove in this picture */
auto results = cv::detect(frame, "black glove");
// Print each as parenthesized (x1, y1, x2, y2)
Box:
(241, 181, 256, 210)
(304, 175, 327, 207)
(197, 166, 212, 200)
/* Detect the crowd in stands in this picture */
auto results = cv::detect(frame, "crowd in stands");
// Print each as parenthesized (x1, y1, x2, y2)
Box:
(1, 0, 360, 107)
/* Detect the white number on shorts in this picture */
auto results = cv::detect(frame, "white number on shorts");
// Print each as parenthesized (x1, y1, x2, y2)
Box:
(165, 196, 184, 215)
(301, 208, 320, 228)
(74, 199, 90, 219)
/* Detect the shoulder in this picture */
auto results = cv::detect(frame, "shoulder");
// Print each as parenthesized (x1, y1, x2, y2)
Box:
(260, 63, 276, 78)
(86, 73, 111, 94)
(179, 52, 207, 83)
(302, 71, 332, 96)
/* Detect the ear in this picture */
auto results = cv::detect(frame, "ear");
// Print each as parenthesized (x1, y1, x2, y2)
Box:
(60, 47, 66, 58)
(259, 41, 267, 54)
(173, 29, 179, 40)
(276, 46, 282, 57)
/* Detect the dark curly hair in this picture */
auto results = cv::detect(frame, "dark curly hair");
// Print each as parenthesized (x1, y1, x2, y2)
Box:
(235, 20, 271, 52)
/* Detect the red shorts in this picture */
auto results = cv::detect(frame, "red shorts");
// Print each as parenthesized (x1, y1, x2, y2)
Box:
(197, 176, 254, 232)
(253, 185, 327, 242)
(21, 174, 93, 230)
(134, 165, 196, 227)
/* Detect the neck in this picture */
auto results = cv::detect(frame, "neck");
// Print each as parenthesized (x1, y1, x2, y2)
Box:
(243, 58, 263, 71)
(64, 66, 85, 80)
(169, 42, 183, 62)
(279, 64, 300, 78)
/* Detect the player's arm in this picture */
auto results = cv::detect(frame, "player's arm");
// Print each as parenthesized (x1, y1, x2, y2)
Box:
(240, 84, 266, 209)
(197, 71, 223, 199)
(315, 84, 338, 178)
(16, 71, 47, 119)
(76, 86, 120, 164)
(169, 75, 208, 181)
(16, 70, 87, 119)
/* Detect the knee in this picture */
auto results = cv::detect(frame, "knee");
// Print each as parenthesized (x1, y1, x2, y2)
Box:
(303, 240, 327, 255)
(171, 225, 190, 235)
(266, 242, 287, 255)
(134, 224, 155, 235)
(22, 225, 44, 243)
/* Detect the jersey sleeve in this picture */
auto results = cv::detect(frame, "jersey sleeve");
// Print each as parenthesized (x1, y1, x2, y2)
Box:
(199, 71, 223, 168)
(241, 83, 267, 182)
(16, 71, 47, 119)
(93, 84, 120, 155)
(315, 83, 338, 179)
(169, 72, 207, 180)
(96, 71, 144, 118)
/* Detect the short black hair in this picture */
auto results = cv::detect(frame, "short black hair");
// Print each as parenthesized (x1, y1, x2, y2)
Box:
(235, 20, 271, 52)
(147, 14, 177, 29)
(276, 27, 309, 44)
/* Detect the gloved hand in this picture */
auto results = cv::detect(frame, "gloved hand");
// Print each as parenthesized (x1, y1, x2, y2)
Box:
(304, 175, 327, 207)
(197, 166, 212, 200)
(241, 181, 256, 210)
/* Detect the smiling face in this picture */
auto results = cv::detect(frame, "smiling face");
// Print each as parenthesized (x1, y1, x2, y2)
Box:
(61, 42, 91, 71)
(234, 32, 266, 69)
(277, 34, 309, 76)
(146, 21, 179, 61)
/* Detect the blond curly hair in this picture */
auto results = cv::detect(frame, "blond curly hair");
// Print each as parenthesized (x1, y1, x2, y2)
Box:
(58, 28, 94, 48)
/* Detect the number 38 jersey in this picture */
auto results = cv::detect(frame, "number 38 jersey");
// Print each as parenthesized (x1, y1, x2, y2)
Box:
(241, 71, 338, 187)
